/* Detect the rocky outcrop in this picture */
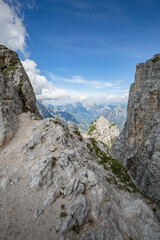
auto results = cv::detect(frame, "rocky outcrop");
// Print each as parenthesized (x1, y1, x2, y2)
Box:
(111, 54, 160, 205)
(0, 114, 160, 240)
(83, 116, 119, 148)
(0, 45, 41, 147)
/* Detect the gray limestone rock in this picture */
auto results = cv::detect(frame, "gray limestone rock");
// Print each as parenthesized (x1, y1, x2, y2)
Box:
(83, 116, 119, 148)
(21, 117, 160, 240)
(0, 45, 42, 147)
(111, 54, 160, 205)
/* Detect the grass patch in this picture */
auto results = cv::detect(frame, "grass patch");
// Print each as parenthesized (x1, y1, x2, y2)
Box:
(109, 123, 116, 128)
(87, 123, 96, 135)
(18, 82, 23, 89)
(110, 136, 117, 145)
(85, 173, 88, 178)
(87, 143, 93, 152)
(74, 129, 81, 136)
(51, 157, 57, 168)
(3, 65, 17, 75)
(87, 138, 142, 192)
(61, 204, 66, 210)
(60, 212, 68, 218)
(71, 225, 79, 234)
(79, 135, 83, 141)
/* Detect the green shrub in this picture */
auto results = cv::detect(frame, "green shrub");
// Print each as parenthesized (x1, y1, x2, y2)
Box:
(60, 212, 68, 218)
(29, 145, 34, 150)
(71, 225, 79, 233)
(152, 57, 159, 63)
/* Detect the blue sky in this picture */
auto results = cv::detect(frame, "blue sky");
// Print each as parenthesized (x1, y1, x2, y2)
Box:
(1, 0, 160, 104)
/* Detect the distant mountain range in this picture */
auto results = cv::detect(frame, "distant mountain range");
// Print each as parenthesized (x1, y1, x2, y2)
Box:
(37, 100, 127, 132)
(36, 99, 79, 124)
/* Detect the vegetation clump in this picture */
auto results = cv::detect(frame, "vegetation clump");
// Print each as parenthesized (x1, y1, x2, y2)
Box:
(61, 204, 66, 210)
(85, 173, 88, 178)
(87, 122, 96, 135)
(110, 136, 117, 145)
(109, 123, 116, 128)
(3, 65, 17, 75)
(51, 157, 57, 168)
(74, 129, 81, 136)
(71, 225, 79, 234)
(18, 82, 23, 89)
(152, 57, 160, 63)
(29, 145, 35, 150)
(79, 135, 83, 141)
(87, 143, 93, 152)
(60, 212, 68, 218)
(86, 138, 142, 193)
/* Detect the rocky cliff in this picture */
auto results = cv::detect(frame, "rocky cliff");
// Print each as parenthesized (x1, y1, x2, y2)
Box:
(83, 116, 119, 148)
(111, 54, 160, 205)
(0, 45, 41, 147)
(0, 47, 160, 240)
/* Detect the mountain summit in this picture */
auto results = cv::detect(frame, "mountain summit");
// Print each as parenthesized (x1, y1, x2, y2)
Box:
(83, 116, 119, 148)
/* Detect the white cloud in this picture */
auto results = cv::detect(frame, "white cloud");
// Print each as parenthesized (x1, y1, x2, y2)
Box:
(21, 59, 128, 104)
(105, 82, 115, 87)
(21, 59, 70, 101)
(0, 0, 27, 53)
(64, 75, 120, 88)
(64, 75, 89, 84)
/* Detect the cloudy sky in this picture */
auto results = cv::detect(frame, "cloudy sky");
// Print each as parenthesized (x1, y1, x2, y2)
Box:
(1, 0, 160, 104)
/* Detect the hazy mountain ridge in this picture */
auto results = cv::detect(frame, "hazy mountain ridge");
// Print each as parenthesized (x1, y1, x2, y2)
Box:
(47, 102, 127, 132)
(36, 99, 54, 119)
(36, 100, 79, 124)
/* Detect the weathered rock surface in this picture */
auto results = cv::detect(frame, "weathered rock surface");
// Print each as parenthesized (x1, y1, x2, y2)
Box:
(111, 54, 160, 205)
(0, 47, 159, 240)
(0, 114, 159, 240)
(83, 116, 119, 148)
(0, 45, 41, 147)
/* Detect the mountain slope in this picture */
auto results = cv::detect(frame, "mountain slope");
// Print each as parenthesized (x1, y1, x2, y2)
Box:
(83, 116, 120, 148)
(1, 113, 159, 240)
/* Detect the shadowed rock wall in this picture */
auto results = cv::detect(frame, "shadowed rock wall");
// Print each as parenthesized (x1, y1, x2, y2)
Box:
(111, 54, 160, 205)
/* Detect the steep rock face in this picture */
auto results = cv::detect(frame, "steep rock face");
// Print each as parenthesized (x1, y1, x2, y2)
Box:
(0, 45, 41, 146)
(111, 54, 160, 205)
(83, 116, 119, 148)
